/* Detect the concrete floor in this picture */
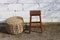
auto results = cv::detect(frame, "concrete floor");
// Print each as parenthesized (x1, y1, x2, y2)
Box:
(0, 22, 60, 40)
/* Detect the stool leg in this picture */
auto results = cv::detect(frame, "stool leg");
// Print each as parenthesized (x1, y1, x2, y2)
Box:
(29, 16, 32, 33)
(40, 15, 42, 32)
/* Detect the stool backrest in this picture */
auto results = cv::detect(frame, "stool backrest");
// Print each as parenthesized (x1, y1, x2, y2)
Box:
(30, 10, 41, 16)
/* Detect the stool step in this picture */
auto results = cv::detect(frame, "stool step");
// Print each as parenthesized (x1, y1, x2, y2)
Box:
(31, 22, 41, 23)
(30, 26, 40, 28)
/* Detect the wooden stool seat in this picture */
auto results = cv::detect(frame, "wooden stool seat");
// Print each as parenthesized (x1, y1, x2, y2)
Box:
(29, 10, 42, 33)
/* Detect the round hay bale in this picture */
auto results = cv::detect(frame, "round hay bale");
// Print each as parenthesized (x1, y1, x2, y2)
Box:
(5, 16, 24, 34)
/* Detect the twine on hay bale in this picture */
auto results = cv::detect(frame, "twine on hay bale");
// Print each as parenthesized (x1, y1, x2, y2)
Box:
(5, 16, 24, 34)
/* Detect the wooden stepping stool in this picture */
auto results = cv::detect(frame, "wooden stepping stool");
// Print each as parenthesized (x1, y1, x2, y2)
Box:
(29, 10, 42, 33)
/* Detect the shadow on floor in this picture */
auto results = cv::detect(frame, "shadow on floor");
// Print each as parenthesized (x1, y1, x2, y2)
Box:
(0, 23, 10, 34)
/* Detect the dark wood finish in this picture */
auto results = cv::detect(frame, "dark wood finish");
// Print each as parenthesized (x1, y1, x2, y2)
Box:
(29, 10, 42, 33)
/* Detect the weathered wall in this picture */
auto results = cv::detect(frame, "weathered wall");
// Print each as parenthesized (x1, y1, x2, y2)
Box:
(0, 0, 60, 22)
